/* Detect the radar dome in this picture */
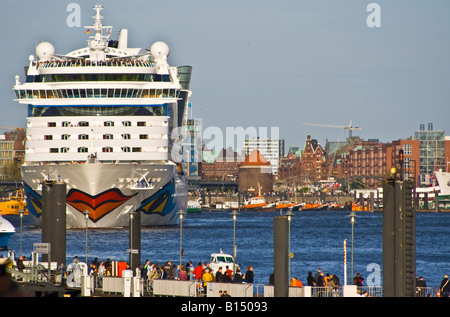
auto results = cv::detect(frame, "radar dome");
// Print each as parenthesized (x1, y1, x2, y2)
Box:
(150, 41, 170, 60)
(36, 42, 55, 61)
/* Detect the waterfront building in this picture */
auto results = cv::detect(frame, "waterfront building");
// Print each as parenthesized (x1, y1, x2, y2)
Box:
(243, 138, 284, 175)
(201, 147, 241, 181)
(299, 135, 326, 185)
(390, 139, 420, 186)
(238, 149, 273, 194)
(277, 147, 301, 181)
(346, 139, 391, 189)
(0, 128, 25, 181)
(181, 118, 202, 181)
(412, 123, 448, 186)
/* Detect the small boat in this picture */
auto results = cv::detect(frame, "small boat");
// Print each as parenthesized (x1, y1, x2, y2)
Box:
(275, 201, 295, 211)
(0, 189, 28, 216)
(209, 249, 239, 275)
(301, 202, 323, 211)
(0, 216, 15, 250)
(242, 195, 268, 210)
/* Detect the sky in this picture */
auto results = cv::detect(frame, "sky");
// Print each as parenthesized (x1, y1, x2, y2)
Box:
(1, 0, 449, 152)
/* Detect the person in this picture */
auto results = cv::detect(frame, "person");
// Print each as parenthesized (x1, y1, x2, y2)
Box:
(326, 274, 336, 288)
(440, 275, 450, 297)
(354, 272, 364, 286)
(243, 266, 254, 283)
(307, 271, 316, 286)
(314, 268, 322, 284)
(222, 290, 231, 297)
(291, 277, 303, 287)
(178, 265, 188, 281)
(225, 266, 233, 280)
(193, 262, 204, 281)
(186, 261, 194, 280)
(233, 268, 243, 283)
(332, 274, 340, 287)
(147, 265, 161, 290)
(142, 260, 151, 278)
(416, 276, 427, 297)
(202, 268, 215, 294)
(316, 271, 325, 287)
(163, 261, 173, 279)
(16, 256, 25, 272)
(215, 267, 224, 282)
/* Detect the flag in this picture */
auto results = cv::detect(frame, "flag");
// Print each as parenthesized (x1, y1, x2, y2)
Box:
(86, 29, 90, 34)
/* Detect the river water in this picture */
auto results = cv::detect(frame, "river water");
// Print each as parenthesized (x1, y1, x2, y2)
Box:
(2, 210, 450, 288)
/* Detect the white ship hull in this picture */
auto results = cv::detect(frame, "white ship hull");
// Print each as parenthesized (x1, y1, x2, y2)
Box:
(433, 171, 450, 210)
(22, 162, 187, 228)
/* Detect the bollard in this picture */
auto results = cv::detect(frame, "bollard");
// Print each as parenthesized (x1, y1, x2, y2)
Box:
(274, 216, 288, 297)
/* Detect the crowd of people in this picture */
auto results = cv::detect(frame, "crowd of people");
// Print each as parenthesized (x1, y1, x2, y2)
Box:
(79, 255, 255, 295)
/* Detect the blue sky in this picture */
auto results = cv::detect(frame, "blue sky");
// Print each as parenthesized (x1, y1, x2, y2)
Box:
(1, 0, 449, 151)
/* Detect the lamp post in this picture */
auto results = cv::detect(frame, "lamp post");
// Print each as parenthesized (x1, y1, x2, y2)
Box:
(286, 209, 293, 283)
(84, 210, 90, 264)
(19, 208, 25, 257)
(349, 211, 356, 284)
(231, 209, 238, 275)
(129, 209, 136, 272)
(178, 209, 185, 268)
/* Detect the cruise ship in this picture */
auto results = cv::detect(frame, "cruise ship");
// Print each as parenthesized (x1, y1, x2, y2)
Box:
(12, 5, 191, 228)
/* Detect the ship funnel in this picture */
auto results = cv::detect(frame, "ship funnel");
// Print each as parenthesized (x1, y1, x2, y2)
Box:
(118, 29, 128, 49)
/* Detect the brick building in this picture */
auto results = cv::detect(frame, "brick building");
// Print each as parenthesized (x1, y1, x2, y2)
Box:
(299, 135, 326, 184)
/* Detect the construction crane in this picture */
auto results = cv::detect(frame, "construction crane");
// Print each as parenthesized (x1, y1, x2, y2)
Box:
(302, 121, 362, 139)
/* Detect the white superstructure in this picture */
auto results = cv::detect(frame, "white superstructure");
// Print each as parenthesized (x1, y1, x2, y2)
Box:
(12, 5, 191, 228)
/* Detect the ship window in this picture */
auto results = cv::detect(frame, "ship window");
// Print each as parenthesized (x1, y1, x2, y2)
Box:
(62, 134, 70, 140)
(122, 121, 131, 127)
(139, 134, 148, 139)
(87, 89, 93, 98)
(103, 134, 113, 140)
(49, 148, 59, 153)
(122, 134, 131, 139)
(104, 121, 114, 127)
(48, 122, 56, 127)
(62, 121, 71, 127)
(44, 135, 53, 140)
(79, 121, 89, 127)
(61, 147, 69, 153)
(79, 134, 89, 140)
(121, 147, 131, 152)
(102, 147, 113, 153)
(137, 122, 146, 126)
(78, 147, 88, 153)
(132, 147, 142, 152)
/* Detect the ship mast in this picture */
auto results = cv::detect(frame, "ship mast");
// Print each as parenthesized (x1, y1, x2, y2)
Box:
(85, 5, 112, 62)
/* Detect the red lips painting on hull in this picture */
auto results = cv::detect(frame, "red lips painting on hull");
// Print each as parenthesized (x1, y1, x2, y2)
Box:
(66, 188, 137, 222)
